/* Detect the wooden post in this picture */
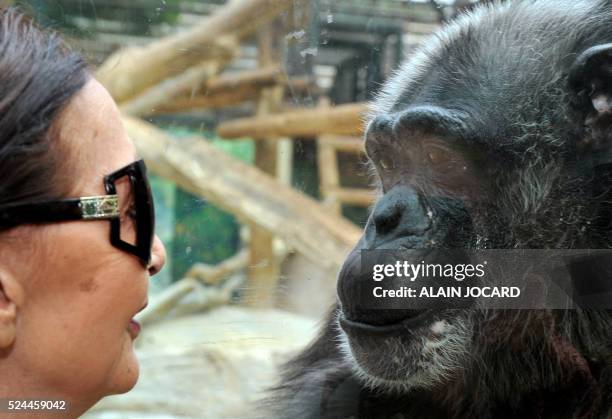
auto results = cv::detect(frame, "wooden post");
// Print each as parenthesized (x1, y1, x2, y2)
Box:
(318, 135, 342, 214)
(316, 98, 341, 214)
(318, 115, 370, 214)
(247, 20, 285, 308)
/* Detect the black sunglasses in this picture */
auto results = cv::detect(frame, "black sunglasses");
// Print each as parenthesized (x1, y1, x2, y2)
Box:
(0, 159, 155, 266)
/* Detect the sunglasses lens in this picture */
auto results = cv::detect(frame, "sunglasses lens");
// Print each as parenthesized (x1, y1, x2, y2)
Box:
(135, 172, 155, 260)
(114, 174, 138, 247)
(105, 159, 155, 265)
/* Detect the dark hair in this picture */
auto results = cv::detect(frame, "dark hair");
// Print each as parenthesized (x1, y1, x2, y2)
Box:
(0, 8, 89, 220)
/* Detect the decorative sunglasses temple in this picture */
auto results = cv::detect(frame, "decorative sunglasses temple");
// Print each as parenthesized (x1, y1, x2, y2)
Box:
(80, 195, 120, 220)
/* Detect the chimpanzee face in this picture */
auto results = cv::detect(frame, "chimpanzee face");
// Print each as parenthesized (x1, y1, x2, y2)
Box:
(335, 0, 612, 392)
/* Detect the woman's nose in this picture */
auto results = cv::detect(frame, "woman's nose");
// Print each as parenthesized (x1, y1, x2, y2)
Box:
(148, 234, 166, 276)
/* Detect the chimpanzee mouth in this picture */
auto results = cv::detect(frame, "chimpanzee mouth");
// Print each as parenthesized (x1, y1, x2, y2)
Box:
(338, 309, 437, 336)
(336, 309, 472, 391)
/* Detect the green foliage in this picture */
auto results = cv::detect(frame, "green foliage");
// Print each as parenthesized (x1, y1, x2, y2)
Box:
(171, 189, 240, 280)
(152, 129, 254, 282)
(149, 173, 176, 289)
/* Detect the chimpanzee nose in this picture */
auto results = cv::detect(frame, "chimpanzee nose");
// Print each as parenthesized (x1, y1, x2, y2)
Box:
(368, 185, 431, 248)
(337, 185, 435, 328)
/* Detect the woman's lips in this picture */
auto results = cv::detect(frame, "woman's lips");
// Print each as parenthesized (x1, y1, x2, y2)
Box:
(128, 319, 141, 339)
(127, 301, 147, 339)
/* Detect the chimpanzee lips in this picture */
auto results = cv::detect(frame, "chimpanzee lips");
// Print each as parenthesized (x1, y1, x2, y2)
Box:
(338, 309, 436, 337)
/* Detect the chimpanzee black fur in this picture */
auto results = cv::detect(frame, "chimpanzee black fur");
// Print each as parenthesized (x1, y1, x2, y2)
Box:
(262, 1, 612, 418)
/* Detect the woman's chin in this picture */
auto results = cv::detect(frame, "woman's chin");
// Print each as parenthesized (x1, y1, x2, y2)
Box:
(107, 336, 141, 395)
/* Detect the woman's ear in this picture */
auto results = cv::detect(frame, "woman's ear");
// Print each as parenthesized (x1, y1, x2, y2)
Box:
(0, 270, 22, 349)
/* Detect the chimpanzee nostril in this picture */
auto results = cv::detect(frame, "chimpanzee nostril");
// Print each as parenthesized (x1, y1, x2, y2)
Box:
(374, 203, 402, 235)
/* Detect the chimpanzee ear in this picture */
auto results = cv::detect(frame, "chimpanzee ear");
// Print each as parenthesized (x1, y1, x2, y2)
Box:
(568, 43, 612, 147)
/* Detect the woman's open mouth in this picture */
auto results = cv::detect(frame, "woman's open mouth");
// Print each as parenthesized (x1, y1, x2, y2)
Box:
(128, 319, 141, 339)
(127, 301, 148, 339)
(127, 319, 141, 339)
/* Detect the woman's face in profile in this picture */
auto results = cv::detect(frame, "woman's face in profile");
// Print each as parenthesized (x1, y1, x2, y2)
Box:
(0, 79, 166, 411)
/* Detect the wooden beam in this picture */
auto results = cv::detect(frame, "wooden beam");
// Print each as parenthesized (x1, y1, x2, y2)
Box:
(149, 75, 315, 114)
(185, 249, 250, 286)
(285, 76, 319, 94)
(330, 187, 377, 207)
(118, 36, 238, 116)
(205, 65, 284, 95)
(96, 0, 293, 102)
(152, 88, 259, 113)
(319, 135, 365, 154)
(119, 60, 227, 117)
(218, 102, 368, 139)
(122, 116, 361, 273)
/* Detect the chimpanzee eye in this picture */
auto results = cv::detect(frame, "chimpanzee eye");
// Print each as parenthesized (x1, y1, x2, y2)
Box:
(425, 144, 456, 166)
(379, 156, 394, 171)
